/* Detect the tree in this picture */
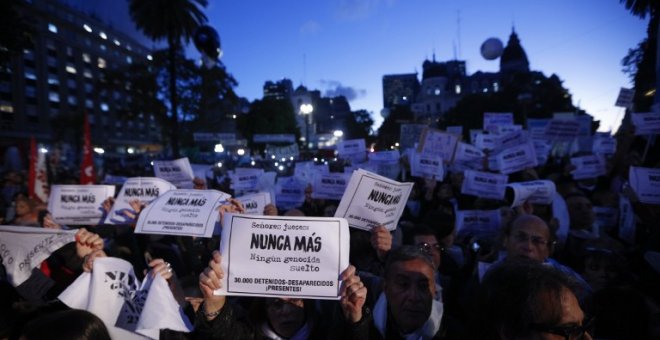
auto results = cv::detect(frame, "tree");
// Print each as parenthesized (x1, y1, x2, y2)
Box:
(129, 0, 208, 158)
(376, 105, 414, 150)
(345, 109, 375, 140)
(236, 98, 300, 152)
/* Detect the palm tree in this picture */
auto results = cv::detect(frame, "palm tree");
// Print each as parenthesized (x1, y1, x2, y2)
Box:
(129, 0, 208, 158)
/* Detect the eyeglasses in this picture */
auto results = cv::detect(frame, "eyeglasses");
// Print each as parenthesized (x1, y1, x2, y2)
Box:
(417, 242, 444, 254)
(511, 232, 553, 247)
(530, 316, 595, 340)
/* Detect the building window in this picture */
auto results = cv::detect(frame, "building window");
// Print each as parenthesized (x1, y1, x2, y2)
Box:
(83, 53, 91, 63)
(83, 24, 92, 33)
(99, 31, 107, 40)
(126, 56, 132, 64)
(67, 78, 76, 88)
(84, 83, 93, 93)
(24, 70, 37, 80)
(85, 99, 93, 108)
(49, 91, 60, 102)
(0, 103, 13, 113)
(97, 58, 106, 69)
(493, 82, 499, 92)
(68, 96, 77, 106)
(100, 103, 109, 112)
(100, 44, 106, 51)
(84, 69, 93, 78)
(48, 23, 58, 33)
(66, 65, 77, 74)
(455, 84, 461, 94)
(26, 86, 36, 97)
(47, 75, 59, 85)
(113, 39, 121, 46)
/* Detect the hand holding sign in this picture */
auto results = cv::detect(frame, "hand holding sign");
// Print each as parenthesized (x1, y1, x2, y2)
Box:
(339, 265, 366, 323)
(370, 225, 392, 261)
(199, 250, 226, 319)
(75, 228, 104, 259)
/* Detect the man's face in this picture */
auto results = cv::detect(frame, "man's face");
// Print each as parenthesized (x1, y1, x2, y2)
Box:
(504, 219, 551, 262)
(384, 259, 436, 333)
(414, 234, 442, 270)
(566, 196, 595, 230)
(265, 298, 305, 338)
(531, 288, 592, 340)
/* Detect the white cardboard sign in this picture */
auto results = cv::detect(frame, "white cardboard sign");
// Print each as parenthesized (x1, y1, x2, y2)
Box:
(460, 170, 508, 200)
(455, 210, 501, 234)
(629, 166, 660, 205)
(505, 180, 556, 207)
(334, 169, 413, 231)
(570, 155, 607, 180)
(48, 185, 116, 225)
(236, 192, 273, 215)
(454, 142, 485, 164)
(543, 119, 581, 141)
(105, 177, 176, 225)
(631, 112, 660, 135)
(217, 214, 350, 299)
(417, 128, 460, 163)
(311, 172, 350, 201)
(135, 189, 231, 237)
(410, 150, 445, 180)
(337, 139, 366, 156)
(483, 112, 514, 132)
(153, 157, 194, 189)
(496, 143, 538, 174)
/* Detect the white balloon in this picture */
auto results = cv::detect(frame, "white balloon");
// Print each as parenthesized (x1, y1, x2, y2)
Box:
(480, 37, 504, 60)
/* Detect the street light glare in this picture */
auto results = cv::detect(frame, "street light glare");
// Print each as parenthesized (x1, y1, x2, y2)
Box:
(333, 130, 343, 137)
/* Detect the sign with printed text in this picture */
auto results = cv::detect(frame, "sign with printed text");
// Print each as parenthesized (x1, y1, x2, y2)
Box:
(460, 170, 508, 200)
(275, 177, 307, 211)
(614, 87, 634, 108)
(474, 133, 497, 151)
(593, 206, 618, 229)
(631, 112, 660, 135)
(217, 214, 350, 299)
(570, 155, 607, 180)
(311, 172, 350, 201)
(337, 139, 366, 156)
(592, 135, 616, 155)
(135, 189, 231, 237)
(399, 124, 427, 150)
(334, 169, 413, 231)
(0, 226, 76, 286)
(454, 142, 485, 164)
(48, 185, 116, 225)
(527, 118, 551, 140)
(230, 168, 265, 192)
(483, 112, 514, 132)
(496, 143, 538, 175)
(505, 180, 556, 207)
(410, 150, 444, 179)
(455, 210, 501, 234)
(629, 166, 660, 205)
(153, 157, 195, 189)
(105, 177, 176, 225)
(417, 128, 460, 163)
(446, 125, 464, 136)
(236, 192, 273, 215)
(543, 119, 581, 141)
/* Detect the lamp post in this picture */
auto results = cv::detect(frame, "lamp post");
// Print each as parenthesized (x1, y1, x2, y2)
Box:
(300, 103, 313, 150)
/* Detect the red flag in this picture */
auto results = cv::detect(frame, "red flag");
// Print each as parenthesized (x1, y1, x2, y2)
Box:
(28, 137, 49, 203)
(80, 112, 95, 184)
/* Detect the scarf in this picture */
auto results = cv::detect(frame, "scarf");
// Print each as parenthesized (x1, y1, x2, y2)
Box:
(260, 319, 313, 340)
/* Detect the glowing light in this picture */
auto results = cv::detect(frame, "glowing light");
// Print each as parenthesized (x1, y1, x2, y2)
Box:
(214, 144, 224, 153)
(237, 149, 245, 156)
(93, 147, 104, 154)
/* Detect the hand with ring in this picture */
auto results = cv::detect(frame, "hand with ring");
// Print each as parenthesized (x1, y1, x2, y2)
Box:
(148, 258, 174, 280)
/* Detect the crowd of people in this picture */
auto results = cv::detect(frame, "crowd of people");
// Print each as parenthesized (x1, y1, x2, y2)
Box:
(0, 123, 660, 340)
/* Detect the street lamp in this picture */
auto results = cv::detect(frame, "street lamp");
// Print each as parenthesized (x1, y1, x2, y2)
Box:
(300, 103, 314, 149)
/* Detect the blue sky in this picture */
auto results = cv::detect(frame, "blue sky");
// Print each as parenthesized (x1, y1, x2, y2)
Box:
(67, 0, 648, 132)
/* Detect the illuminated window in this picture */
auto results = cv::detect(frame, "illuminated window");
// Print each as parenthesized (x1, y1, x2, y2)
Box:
(0, 103, 13, 113)
(100, 103, 109, 111)
(126, 56, 132, 64)
(82, 53, 91, 63)
(99, 31, 107, 40)
(68, 96, 77, 105)
(455, 84, 461, 94)
(48, 91, 60, 102)
(146, 54, 153, 61)
(48, 76, 59, 85)
(84, 69, 93, 78)
(65, 65, 77, 74)
(113, 39, 121, 46)
(48, 23, 58, 33)
(85, 99, 93, 108)
(493, 82, 499, 92)
(83, 24, 92, 33)
(97, 58, 106, 69)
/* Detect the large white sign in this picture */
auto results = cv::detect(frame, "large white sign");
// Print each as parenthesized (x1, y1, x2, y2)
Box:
(334, 169, 413, 231)
(570, 155, 607, 180)
(483, 112, 514, 132)
(59, 257, 192, 339)
(455, 210, 501, 234)
(454, 142, 485, 164)
(631, 112, 660, 135)
(417, 128, 460, 163)
(399, 124, 427, 150)
(460, 170, 508, 200)
(135, 189, 231, 237)
(337, 139, 366, 156)
(543, 119, 581, 141)
(105, 177, 176, 225)
(505, 180, 556, 207)
(217, 214, 350, 299)
(275, 177, 307, 211)
(311, 172, 350, 201)
(265, 143, 300, 161)
(0, 226, 76, 286)
(230, 168, 264, 192)
(496, 143, 538, 175)
(410, 150, 444, 180)
(48, 185, 116, 225)
(153, 157, 194, 189)
(236, 192, 273, 215)
(629, 166, 660, 205)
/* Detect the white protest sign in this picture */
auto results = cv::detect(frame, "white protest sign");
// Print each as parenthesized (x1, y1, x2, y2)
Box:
(59, 257, 192, 339)
(576, 115, 593, 137)
(592, 135, 617, 155)
(470, 129, 482, 145)
(631, 112, 660, 135)
(483, 112, 514, 132)
(492, 124, 522, 135)
(570, 155, 607, 180)
(629, 166, 660, 204)
(593, 206, 618, 230)
(409, 150, 444, 180)
(236, 192, 272, 215)
(527, 118, 551, 140)
(230, 168, 264, 191)
(417, 128, 460, 163)
(460, 170, 508, 200)
(105, 177, 176, 225)
(153, 157, 194, 189)
(337, 139, 366, 156)
(474, 133, 497, 151)
(614, 87, 634, 108)
(455, 210, 501, 234)
(334, 169, 413, 231)
(48, 185, 116, 225)
(543, 119, 581, 141)
(496, 143, 538, 174)
(365, 150, 401, 180)
(505, 180, 556, 207)
(454, 142, 485, 164)
(217, 214, 350, 300)
(533, 140, 552, 166)
(294, 161, 315, 184)
(311, 172, 350, 201)
(399, 124, 427, 150)
(0, 226, 76, 286)
(446, 125, 464, 136)
(618, 194, 636, 244)
(135, 189, 231, 238)
(275, 177, 307, 211)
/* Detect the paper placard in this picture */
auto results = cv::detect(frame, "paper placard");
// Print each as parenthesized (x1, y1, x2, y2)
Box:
(543, 119, 581, 141)
(48, 185, 116, 225)
(592, 135, 617, 155)
(217, 214, 350, 299)
(334, 169, 413, 231)
(275, 177, 307, 211)
(410, 150, 444, 180)
(631, 112, 660, 135)
(399, 124, 427, 150)
(629, 166, 660, 204)
(311, 172, 350, 201)
(0, 226, 76, 286)
(527, 118, 551, 140)
(454, 142, 485, 164)
(446, 125, 464, 136)
(105, 177, 176, 225)
(135, 189, 231, 237)
(483, 112, 514, 132)
(505, 180, 556, 207)
(474, 133, 497, 151)
(496, 143, 538, 174)
(337, 139, 366, 156)
(570, 155, 607, 180)
(153, 157, 194, 189)
(460, 170, 508, 200)
(492, 124, 522, 135)
(236, 192, 273, 215)
(533, 140, 552, 166)
(230, 168, 265, 191)
(417, 128, 460, 163)
(455, 210, 501, 234)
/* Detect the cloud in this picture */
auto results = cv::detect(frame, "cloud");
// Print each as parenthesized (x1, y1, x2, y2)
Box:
(335, 0, 396, 21)
(300, 20, 322, 35)
(321, 80, 367, 101)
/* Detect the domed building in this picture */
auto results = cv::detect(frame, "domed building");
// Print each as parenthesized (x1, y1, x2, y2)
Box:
(500, 27, 530, 74)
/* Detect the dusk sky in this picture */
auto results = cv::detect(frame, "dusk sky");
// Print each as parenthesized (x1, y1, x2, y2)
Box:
(66, 0, 648, 133)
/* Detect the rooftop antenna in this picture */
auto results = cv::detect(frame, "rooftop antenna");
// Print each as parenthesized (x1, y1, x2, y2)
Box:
(302, 53, 307, 86)
(456, 10, 462, 59)
(453, 40, 457, 60)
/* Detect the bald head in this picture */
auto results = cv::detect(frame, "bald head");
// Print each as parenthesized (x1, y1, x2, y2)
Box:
(504, 214, 553, 262)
